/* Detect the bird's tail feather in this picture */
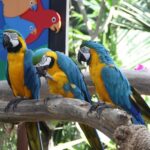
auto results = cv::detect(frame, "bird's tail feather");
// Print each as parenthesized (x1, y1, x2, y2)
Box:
(131, 87, 150, 121)
(39, 121, 53, 150)
(130, 103, 145, 125)
(79, 123, 104, 150)
(25, 122, 43, 150)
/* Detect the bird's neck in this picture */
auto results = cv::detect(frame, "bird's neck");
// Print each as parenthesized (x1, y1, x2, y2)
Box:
(89, 49, 103, 66)
(7, 42, 22, 53)
(8, 52, 24, 64)
(89, 49, 106, 74)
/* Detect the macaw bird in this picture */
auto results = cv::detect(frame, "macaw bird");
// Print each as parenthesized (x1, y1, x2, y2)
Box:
(2, 29, 51, 150)
(21, 0, 61, 44)
(33, 48, 104, 150)
(78, 40, 150, 125)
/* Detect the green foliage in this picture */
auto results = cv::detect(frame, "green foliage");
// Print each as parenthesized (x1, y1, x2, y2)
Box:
(73, 142, 91, 150)
(0, 126, 17, 150)
(53, 122, 91, 150)
(54, 122, 79, 144)
(69, 0, 122, 65)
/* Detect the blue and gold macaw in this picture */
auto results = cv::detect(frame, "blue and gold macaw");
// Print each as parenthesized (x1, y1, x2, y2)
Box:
(33, 48, 104, 150)
(78, 40, 150, 125)
(2, 30, 50, 150)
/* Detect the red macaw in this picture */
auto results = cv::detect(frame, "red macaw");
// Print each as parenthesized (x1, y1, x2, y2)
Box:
(21, 0, 61, 44)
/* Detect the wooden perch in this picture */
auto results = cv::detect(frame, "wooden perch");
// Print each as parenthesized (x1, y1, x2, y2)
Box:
(0, 70, 150, 101)
(0, 96, 150, 150)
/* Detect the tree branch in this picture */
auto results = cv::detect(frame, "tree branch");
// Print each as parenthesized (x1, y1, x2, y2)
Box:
(76, 0, 93, 37)
(0, 70, 150, 101)
(92, 0, 106, 39)
(0, 96, 149, 150)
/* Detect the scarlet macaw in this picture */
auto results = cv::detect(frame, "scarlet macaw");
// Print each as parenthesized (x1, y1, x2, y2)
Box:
(20, 0, 61, 43)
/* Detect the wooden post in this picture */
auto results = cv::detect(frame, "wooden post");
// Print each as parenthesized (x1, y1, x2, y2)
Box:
(17, 123, 28, 150)
(48, 0, 69, 54)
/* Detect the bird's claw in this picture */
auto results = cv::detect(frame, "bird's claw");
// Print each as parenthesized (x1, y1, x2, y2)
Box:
(36, 66, 47, 77)
(45, 72, 54, 81)
(35, 66, 54, 81)
(88, 101, 111, 118)
(96, 104, 111, 119)
(5, 98, 23, 112)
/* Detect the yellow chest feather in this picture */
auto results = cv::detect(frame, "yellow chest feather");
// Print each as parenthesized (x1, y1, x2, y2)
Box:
(89, 49, 112, 103)
(47, 61, 74, 98)
(8, 53, 31, 97)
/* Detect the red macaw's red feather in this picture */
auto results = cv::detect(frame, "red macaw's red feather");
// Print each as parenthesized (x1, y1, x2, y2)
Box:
(20, 0, 61, 44)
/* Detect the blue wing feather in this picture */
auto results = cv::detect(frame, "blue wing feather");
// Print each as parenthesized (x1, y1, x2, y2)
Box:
(101, 66, 131, 109)
(101, 66, 145, 124)
(24, 50, 41, 99)
(56, 51, 91, 103)
(63, 83, 85, 100)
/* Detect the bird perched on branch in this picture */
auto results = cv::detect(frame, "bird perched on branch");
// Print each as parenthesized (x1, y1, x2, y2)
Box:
(33, 48, 104, 150)
(2, 29, 51, 150)
(78, 40, 150, 125)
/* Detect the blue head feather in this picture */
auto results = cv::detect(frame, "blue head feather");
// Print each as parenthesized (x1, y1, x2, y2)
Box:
(32, 48, 50, 65)
(81, 41, 114, 65)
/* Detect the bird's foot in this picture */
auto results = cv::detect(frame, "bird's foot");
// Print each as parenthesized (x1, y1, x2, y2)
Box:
(88, 101, 111, 118)
(5, 98, 23, 112)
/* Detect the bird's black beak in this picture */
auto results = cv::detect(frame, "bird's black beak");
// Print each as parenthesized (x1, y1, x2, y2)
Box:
(2, 34, 12, 49)
(36, 65, 49, 77)
(78, 51, 86, 64)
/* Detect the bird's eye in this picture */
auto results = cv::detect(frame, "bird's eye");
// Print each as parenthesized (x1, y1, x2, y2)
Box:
(51, 17, 56, 23)
(29, 25, 33, 31)
(29, 0, 34, 6)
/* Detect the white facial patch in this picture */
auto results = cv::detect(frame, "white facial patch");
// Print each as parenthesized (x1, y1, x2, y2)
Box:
(4, 32, 19, 47)
(80, 46, 90, 61)
(10, 39, 19, 47)
(37, 55, 52, 67)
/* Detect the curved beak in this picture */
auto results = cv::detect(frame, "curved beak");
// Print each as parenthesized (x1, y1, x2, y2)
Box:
(78, 51, 85, 64)
(35, 65, 48, 77)
(31, 28, 37, 35)
(35, 65, 54, 80)
(2, 34, 11, 49)
(49, 21, 61, 33)
(78, 50, 91, 65)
